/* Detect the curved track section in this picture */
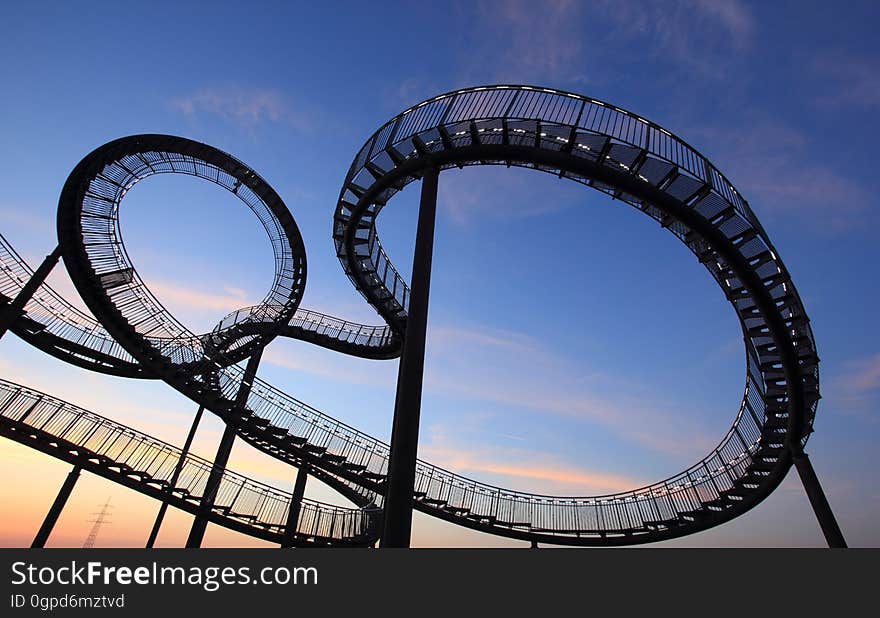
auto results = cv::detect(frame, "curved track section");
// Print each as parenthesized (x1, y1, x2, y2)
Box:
(1, 233, 147, 377)
(0, 85, 820, 545)
(0, 378, 379, 546)
(56, 134, 307, 371)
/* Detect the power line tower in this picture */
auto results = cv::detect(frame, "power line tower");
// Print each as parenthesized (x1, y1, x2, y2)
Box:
(83, 497, 113, 549)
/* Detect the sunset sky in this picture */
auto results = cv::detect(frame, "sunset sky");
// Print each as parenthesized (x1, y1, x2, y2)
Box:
(0, 1, 878, 547)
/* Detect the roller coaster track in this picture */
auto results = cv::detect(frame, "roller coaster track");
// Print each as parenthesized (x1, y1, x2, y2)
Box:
(0, 378, 379, 545)
(0, 85, 826, 546)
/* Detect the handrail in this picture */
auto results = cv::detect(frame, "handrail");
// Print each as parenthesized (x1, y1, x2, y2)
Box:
(0, 85, 822, 544)
(0, 377, 379, 544)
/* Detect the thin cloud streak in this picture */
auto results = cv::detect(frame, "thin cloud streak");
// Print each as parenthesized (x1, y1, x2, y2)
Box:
(168, 87, 313, 130)
(423, 324, 720, 458)
(688, 120, 871, 230)
(812, 53, 880, 109)
(148, 279, 258, 314)
(463, 0, 755, 83)
(258, 319, 722, 458)
(598, 0, 755, 74)
(262, 344, 396, 389)
(421, 427, 644, 495)
(438, 166, 578, 227)
(474, 0, 583, 81)
(825, 353, 880, 417)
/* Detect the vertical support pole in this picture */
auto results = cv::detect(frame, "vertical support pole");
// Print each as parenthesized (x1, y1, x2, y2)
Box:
(32, 464, 81, 548)
(186, 348, 263, 548)
(0, 245, 62, 340)
(146, 405, 205, 548)
(281, 463, 309, 548)
(792, 451, 847, 548)
(382, 167, 439, 548)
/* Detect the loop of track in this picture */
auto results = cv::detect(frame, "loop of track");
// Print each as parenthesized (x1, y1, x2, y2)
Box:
(1, 85, 820, 545)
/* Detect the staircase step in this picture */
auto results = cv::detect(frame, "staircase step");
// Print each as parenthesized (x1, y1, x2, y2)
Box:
(749, 459, 778, 473)
(678, 509, 707, 522)
(322, 452, 346, 464)
(229, 513, 258, 521)
(758, 445, 784, 457)
(644, 519, 680, 530)
(495, 520, 530, 528)
(702, 498, 731, 511)
(721, 487, 749, 499)
(466, 513, 497, 524)
(740, 473, 767, 486)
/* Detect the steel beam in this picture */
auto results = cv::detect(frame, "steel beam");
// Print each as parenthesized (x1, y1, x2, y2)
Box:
(146, 404, 205, 548)
(32, 464, 81, 548)
(0, 245, 62, 340)
(186, 350, 263, 548)
(381, 167, 439, 548)
(793, 451, 847, 548)
(281, 463, 309, 548)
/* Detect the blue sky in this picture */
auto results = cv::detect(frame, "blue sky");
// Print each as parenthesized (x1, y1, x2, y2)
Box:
(0, 0, 877, 547)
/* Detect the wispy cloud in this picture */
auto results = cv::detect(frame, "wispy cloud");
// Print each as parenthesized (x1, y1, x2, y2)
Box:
(461, 0, 754, 83)
(599, 0, 754, 74)
(262, 343, 396, 389)
(811, 53, 880, 109)
(253, 317, 720, 459)
(147, 279, 258, 314)
(0, 206, 54, 236)
(472, 0, 583, 81)
(825, 353, 880, 417)
(429, 324, 540, 356)
(421, 424, 644, 494)
(688, 120, 872, 231)
(388, 78, 450, 111)
(423, 323, 719, 458)
(438, 165, 578, 226)
(168, 87, 312, 130)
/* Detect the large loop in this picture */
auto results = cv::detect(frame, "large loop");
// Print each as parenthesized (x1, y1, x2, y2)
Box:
(0, 86, 822, 545)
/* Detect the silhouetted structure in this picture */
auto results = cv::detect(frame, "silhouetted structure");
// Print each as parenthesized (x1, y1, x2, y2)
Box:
(0, 86, 846, 548)
(83, 497, 113, 548)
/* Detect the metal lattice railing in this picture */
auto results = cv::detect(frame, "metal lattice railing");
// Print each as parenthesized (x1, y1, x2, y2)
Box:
(0, 377, 379, 544)
(1, 84, 822, 544)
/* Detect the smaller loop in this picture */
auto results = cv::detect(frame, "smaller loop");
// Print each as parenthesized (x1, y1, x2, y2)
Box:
(56, 134, 307, 371)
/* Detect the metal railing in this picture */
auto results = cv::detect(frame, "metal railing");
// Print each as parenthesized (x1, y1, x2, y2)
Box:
(0, 378, 378, 544)
(2, 92, 823, 543)
(0, 233, 138, 367)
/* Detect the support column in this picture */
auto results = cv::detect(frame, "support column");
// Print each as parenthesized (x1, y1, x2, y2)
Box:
(281, 463, 309, 548)
(382, 167, 439, 548)
(792, 451, 847, 548)
(146, 405, 205, 548)
(0, 245, 62, 340)
(32, 464, 81, 548)
(186, 348, 263, 548)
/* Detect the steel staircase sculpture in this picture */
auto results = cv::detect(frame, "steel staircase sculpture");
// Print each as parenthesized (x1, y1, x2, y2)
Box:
(0, 85, 825, 545)
(0, 378, 379, 545)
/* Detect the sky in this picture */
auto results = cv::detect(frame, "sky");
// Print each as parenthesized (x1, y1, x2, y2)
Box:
(0, 0, 877, 548)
